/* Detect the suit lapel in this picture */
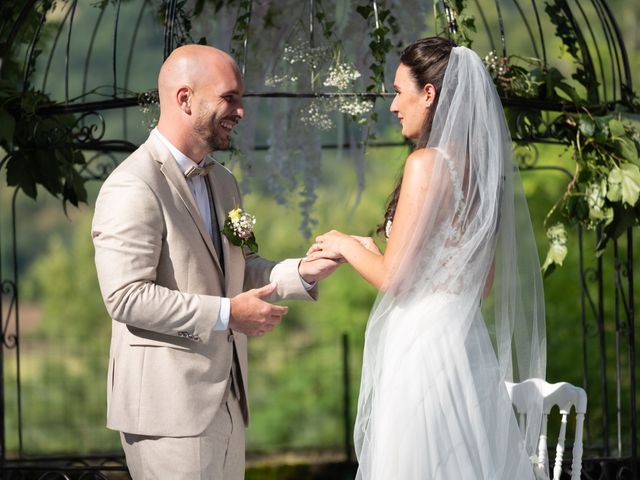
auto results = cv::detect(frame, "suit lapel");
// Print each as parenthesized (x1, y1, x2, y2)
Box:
(149, 137, 225, 279)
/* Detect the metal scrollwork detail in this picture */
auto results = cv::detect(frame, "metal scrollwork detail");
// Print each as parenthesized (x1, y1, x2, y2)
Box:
(74, 112, 107, 146)
(80, 152, 122, 181)
(514, 143, 539, 170)
(2, 279, 18, 349)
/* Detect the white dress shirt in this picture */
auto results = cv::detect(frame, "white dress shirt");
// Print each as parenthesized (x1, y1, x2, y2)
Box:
(153, 129, 231, 331)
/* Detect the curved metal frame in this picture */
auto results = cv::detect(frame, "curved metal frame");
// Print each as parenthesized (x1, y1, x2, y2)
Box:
(0, 1, 637, 478)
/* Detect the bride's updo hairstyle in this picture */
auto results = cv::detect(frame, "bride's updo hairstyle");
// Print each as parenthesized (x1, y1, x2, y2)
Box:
(378, 36, 456, 235)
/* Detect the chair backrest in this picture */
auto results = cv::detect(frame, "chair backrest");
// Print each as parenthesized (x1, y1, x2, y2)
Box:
(506, 379, 587, 480)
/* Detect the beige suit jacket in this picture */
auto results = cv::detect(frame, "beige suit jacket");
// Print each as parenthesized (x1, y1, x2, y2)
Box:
(92, 134, 316, 437)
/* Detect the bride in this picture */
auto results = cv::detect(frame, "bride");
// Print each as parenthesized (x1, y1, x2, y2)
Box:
(306, 37, 547, 479)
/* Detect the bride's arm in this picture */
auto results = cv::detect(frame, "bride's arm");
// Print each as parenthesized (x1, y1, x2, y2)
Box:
(310, 148, 437, 290)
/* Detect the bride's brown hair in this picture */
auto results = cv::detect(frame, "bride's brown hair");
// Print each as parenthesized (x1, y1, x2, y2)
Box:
(377, 37, 456, 235)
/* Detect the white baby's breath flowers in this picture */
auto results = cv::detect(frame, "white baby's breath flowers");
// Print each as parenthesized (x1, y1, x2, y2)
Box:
(483, 50, 508, 78)
(283, 43, 328, 70)
(301, 101, 334, 130)
(265, 73, 298, 87)
(323, 62, 361, 90)
(335, 96, 374, 118)
(228, 208, 255, 239)
(223, 208, 258, 252)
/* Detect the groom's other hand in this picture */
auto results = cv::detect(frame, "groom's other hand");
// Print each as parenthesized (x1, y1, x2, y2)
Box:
(229, 282, 288, 336)
(298, 256, 342, 284)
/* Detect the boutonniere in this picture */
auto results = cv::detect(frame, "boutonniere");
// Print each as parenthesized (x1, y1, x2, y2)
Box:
(223, 208, 258, 252)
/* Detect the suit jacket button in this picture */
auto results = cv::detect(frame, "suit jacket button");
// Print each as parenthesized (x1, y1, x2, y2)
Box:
(193, 335, 200, 342)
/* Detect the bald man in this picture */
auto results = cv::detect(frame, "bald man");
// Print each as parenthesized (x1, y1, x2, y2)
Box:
(91, 45, 339, 479)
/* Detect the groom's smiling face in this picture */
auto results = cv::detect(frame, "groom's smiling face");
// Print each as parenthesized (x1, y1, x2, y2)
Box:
(193, 61, 245, 152)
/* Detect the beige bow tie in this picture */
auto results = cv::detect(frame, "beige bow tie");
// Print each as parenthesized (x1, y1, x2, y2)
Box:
(184, 161, 215, 179)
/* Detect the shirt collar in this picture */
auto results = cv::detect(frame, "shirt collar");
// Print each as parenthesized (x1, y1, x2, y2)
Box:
(153, 128, 201, 175)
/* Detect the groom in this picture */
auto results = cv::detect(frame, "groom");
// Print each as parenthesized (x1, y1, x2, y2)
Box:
(91, 44, 339, 479)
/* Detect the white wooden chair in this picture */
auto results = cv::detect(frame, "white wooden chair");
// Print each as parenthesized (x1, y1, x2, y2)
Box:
(506, 379, 587, 480)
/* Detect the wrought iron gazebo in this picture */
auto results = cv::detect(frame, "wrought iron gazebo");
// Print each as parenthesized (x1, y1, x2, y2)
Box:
(0, 0, 637, 478)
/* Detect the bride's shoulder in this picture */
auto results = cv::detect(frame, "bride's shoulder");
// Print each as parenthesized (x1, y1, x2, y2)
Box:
(404, 148, 438, 175)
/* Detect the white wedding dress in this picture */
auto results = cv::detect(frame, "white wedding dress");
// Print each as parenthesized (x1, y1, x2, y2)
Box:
(354, 47, 546, 480)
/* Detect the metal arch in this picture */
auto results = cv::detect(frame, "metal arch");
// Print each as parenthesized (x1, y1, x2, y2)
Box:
(163, 0, 178, 60)
(41, 2, 72, 95)
(64, 0, 79, 104)
(240, 0, 253, 76)
(597, 0, 635, 106)
(492, 0, 506, 58)
(472, 0, 497, 53)
(530, 0, 548, 68)
(112, 0, 122, 98)
(561, 0, 600, 104)
(123, 0, 150, 140)
(21, 2, 47, 92)
(591, 0, 619, 103)
(0, 1, 637, 477)
(82, 3, 107, 99)
(573, 0, 608, 104)
(511, 0, 541, 60)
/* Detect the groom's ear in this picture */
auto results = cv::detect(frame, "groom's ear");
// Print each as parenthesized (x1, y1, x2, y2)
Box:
(176, 86, 193, 114)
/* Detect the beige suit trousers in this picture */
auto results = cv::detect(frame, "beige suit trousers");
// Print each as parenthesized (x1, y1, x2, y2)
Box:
(121, 389, 245, 480)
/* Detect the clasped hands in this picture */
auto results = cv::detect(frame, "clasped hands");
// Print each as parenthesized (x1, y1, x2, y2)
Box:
(228, 231, 379, 338)
(305, 230, 381, 262)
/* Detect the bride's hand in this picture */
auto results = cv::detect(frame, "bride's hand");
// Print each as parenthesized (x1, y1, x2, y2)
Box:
(351, 235, 381, 256)
(306, 230, 351, 261)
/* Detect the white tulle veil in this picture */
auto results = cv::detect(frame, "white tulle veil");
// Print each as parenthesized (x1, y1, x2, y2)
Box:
(353, 46, 546, 479)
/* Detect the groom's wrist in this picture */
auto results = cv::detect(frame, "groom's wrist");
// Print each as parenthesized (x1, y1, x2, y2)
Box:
(213, 297, 230, 331)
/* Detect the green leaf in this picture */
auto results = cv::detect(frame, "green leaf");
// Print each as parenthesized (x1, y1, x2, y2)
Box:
(578, 117, 595, 137)
(0, 108, 15, 145)
(602, 201, 640, 243)
(553, 82, 581, 104)
(608, 118, 625, 137)
(577, 167, 593, 184)
(566, 195, 589, 223)
(356, 5, 372, 19)
(615, 137, 639, 165)
(542, 262, 556, 278)
(6, 153, 37, 199)
(35, 149, 63, 195)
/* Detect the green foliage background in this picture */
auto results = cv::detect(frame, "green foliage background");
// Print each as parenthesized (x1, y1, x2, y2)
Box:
(0, 0, 638, 462)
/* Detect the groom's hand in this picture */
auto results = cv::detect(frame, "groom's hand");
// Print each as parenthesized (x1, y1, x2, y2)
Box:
(298, 256, 342, 284)
(229, 283, 288, 336)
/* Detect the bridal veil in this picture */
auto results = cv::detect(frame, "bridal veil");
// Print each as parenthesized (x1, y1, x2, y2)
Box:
(354, 46, 546, 479)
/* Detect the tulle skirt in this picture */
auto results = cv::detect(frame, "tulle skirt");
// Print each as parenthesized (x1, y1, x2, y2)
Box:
(355, 292, 534, 480)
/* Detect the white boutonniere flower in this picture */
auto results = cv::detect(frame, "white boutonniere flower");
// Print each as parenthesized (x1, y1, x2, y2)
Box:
(223, 208, 258, 252)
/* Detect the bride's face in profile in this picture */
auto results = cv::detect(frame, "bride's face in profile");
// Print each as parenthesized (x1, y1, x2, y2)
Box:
(390, 63, 430, 141)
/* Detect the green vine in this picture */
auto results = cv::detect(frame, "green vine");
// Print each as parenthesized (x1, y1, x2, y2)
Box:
(230, 0, 253, 65)
(356, 1, 399, 94)
(434, 0, 476, 48)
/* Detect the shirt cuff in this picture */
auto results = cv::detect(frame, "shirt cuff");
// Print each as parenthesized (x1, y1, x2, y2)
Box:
(300, 276, 316, 291)
(214, 297, 231, 331)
